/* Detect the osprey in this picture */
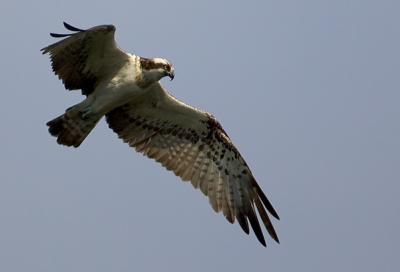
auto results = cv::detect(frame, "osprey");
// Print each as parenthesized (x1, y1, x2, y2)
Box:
(42, 22, 280, 246)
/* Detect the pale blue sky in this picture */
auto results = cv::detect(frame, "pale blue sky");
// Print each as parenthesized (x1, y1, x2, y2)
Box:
(1, 0, 399, 271)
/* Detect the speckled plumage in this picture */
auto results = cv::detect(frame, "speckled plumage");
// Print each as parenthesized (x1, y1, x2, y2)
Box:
(42, 22, 279, 247)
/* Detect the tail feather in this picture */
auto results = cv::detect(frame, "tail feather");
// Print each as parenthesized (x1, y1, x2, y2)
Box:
(47, 106, 101, 147)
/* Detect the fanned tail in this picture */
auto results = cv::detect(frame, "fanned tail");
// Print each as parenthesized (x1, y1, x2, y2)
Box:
(47, 105, 101, 147)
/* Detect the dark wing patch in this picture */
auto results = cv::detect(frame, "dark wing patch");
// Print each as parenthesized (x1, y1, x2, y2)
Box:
(41, 22, 127, 96)
(105, 87, 280, 246)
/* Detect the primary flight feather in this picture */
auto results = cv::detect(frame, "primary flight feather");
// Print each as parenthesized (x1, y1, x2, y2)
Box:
(42, 22, 280, 246)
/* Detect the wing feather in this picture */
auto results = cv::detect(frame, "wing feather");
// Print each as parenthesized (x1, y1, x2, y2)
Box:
(63, 22, 84, 32)
(42, 22, 130, 95)
(105, 83, 279, 246)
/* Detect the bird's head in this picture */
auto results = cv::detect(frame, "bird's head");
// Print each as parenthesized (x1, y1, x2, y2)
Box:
(140, 57, 175, 82)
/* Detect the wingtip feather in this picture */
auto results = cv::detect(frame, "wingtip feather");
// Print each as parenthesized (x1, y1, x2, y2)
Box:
(237, 213, 250, 234)
(247, 207, 267, 247)
(254, 196, 280, 243)
(63, 22, 84, 32)
(253, 181, 280, 220)
(50, 33, 71, 38)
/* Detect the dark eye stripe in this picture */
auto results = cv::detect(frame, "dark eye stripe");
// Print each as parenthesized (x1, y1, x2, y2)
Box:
(139, 57, 171, 71)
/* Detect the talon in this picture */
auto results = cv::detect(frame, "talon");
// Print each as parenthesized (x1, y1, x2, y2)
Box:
(79, 108, 92, 120)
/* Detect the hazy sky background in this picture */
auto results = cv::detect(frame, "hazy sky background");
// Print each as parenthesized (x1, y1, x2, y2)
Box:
(1, 0, 399, 271)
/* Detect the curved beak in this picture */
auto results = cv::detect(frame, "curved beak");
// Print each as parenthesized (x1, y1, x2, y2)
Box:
(168, 69, 175, 81)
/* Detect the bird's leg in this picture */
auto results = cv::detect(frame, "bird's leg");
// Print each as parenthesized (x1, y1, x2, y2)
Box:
(78, 106, 93, 120)
(68, 96, 96, 121)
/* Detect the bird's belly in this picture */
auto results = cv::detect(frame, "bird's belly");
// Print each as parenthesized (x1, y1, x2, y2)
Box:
(90, 81, 144, 115)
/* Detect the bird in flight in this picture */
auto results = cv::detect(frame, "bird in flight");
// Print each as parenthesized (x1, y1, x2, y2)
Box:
(42, 22, 280, 247)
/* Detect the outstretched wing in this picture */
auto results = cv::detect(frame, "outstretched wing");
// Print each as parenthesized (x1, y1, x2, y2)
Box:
(105, 83, 280, 246)
(41, 22, 130, 95)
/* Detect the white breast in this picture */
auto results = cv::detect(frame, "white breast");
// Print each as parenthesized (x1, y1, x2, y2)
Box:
(89, 54, 146, 115)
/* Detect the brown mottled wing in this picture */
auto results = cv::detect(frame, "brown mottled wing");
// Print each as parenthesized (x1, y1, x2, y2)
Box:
(41, 22, 130, 95)
(106, 84, 280, 246)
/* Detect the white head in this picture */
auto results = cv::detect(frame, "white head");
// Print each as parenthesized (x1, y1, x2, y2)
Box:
(139, 57, 175, 82)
